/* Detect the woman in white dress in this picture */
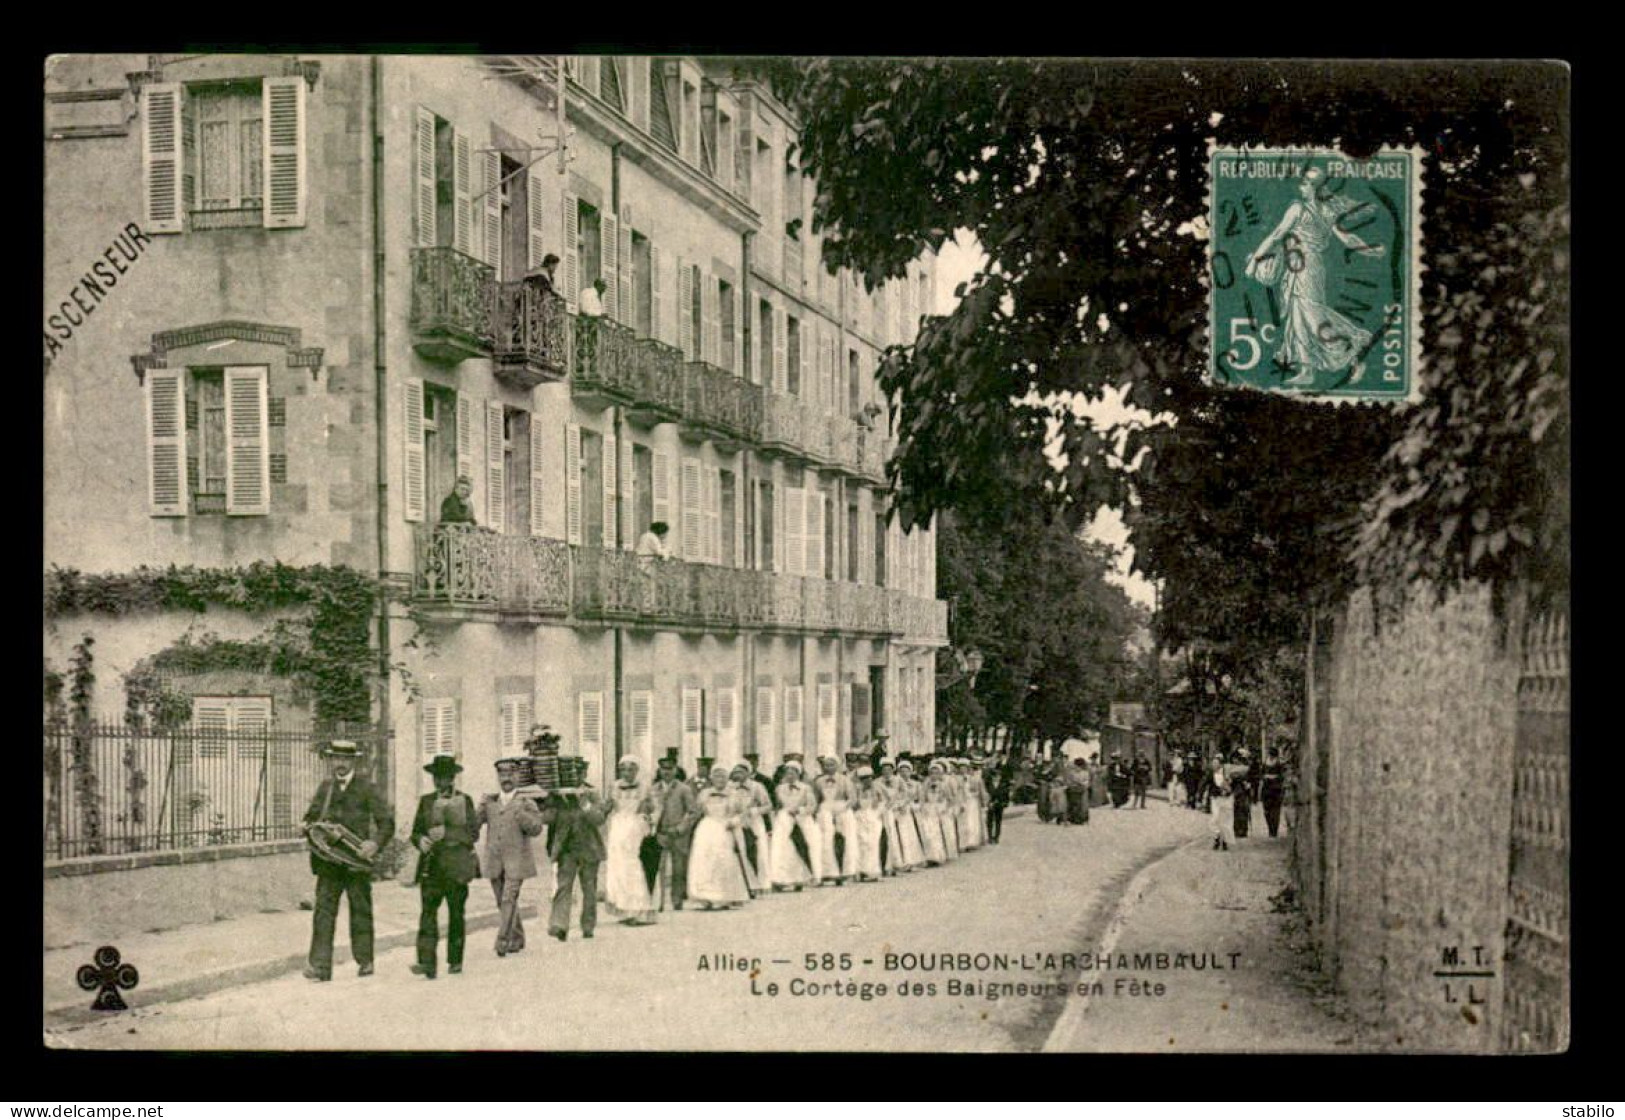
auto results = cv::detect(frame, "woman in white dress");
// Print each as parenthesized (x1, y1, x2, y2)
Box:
(917, 761, 949, 866)
(935, 765, 961, 861)
(728, 763, 771, 897)
(888, 761, 925, 871)
(851, 767, 885, 882)
(687, 766, 751, 909)
(875, 760, 908, 875)
(769, 760, 821, 889)
(956, 762, 982, 850)
(604, 758, 657, 925)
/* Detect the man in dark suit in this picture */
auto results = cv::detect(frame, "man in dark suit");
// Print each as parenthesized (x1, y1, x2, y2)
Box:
(477, 758, 545, 957)
(538, 768, 608, 941)
(744, 752, 777, 823)
(409, 754, 479, 979)
(650, 752, 701, 911)
(301, 740, 393, 982)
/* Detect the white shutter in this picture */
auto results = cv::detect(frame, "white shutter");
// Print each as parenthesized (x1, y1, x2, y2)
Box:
(145, 371, 187, 516)
(421, 698, 455, 757)
(530, 416, 546, 536)
(601, 209, 620, 323)
(816, 683, 836, 756)
(650, 242, 668, 345)
(839, 683, 853, 754)
(680, 687, 703, 768)
(676, 258, 693, 361)
(717, 687, 739, 764)
(526, 164, 547, 269)
(619, 436, 635, 549)
(733, 473, 746, 570)
(680, 457, 701, 560)
(618, 204, 634, 330)
(797, 323, 810, 399)
(224, 367, 269, 516)
(702, 274, 719, 366)
(142, 83, 183, 234)
(602, 433, 618, 550)
(452, 129, 473, 256)
(500, 695, 532, 756)
(706, 466, 722, 564)
(630, 689, 654, 773)
(805, 485, 824, 580)
(734, 286, 746, 380)
(262, 76, 306, 229)
(652, 448, 672, 530)
(562, 192, 580, 314)
(772, 307, 787, 392)
(784, 685, 804, 757)
(578, 691, 604, 760)
(482, 149, 502, 273)
(755, 686, 776, 762)
(414, 107, 437, 248)
(403, 378, 424, 523)
(783, 487, 805, 577)
(565, 422, 582, 545)
(485, 400, 505, 531)
(456, 395, 476, 516)
(771, 464, 785, 574)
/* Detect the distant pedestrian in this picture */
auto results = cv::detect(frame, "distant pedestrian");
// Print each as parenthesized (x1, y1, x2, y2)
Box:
(1182, 750, 1203, 809)
(1205, 758, 1234, 851)
(1046, 762, 1070, 825)
(983, 760, 1010, 844)
(1065, 758, 1091, 824)
(1168, 752, 1185, 807)
(1130, 750, 1152, 809)
(1232, 749, 1253, 838)
(1107, 752, 1131, 808)
(1260, 747, 1288, 838)
(409, 754, 479, 980)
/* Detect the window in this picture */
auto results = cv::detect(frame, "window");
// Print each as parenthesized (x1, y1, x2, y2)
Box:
(581, 429, 604, 546)
(784, 158, 801, 239)
(754, 138, 772, 216)
(503, 407, 530, 536)
(720, 469, 738, 567)
(578, 201, 602, 300)
(633, 444, 654, 540)
(849, 349, 862, 417)
(420, 698, 458, 758)
(786, 316, 801, 396)
(874, 512, 887, 586)
(147, 366, 269, 517)
(757, 300, 774, 385)
(632, 232, 653, 337)
(758, 480, 775, 571)
(718, 279, 736, 373)
(501, 154, 526, 282)
(499, 694, 533, 756)
(688, 265, 704, 364)
(847, 502, 860, 582)
(193, 696, 272, 759)
(143, 77, 305, 233)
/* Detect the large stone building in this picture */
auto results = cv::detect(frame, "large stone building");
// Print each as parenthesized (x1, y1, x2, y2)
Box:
(44, 54, 948, 901)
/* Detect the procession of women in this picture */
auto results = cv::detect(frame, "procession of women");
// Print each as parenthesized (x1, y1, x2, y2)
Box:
(601, 749, 1005, 924)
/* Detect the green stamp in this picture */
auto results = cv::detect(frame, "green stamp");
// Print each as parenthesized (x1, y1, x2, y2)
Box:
(1207, 145, 1423, 402)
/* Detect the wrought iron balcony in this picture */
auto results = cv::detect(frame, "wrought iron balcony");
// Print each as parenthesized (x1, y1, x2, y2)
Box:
(492, 281, 572, 389)
(760, 390, 808, 461)
(679, 362, 761, 452)
(571, 315, 640, 411)
(410, 247, 495, 364)
(853, 427, 890, 486)
(413, 525, 571, 618)
(625, 338, 685, 428)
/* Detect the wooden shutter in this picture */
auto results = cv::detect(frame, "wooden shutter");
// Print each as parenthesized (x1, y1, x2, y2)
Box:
(452, 129, 473, 256)
(706, 466, 722, 564)
(421, 698, 455, 757)
(619, 204, 634, 329)
(680, 457, 701, 560)
(838, 683, 853, 754)
(414, 107, 436, 248)
(500, 695, 533, 756)
(797, 323, 810, 399)
(772, 307, 787, 391)
(650, 242, 668, 345)
(755, 686, 776, 762)
(262, 76, 306, 229)
(805, 486, 824, 582)
(702, 274, 720, 366)
(578, 691, 604, 759)
(716, 687, 739, 764)
(771, 463, 786, 574)
(630, 689, 653, 772)
(530, 416, 547, 536)
(680, 687, 703, 768)
(485, 400, 505, 531)
(145, 371, 187, 515)
(816, 683, 836, 756)
(676, 258, 693, 360)
(784, 685, 804, 757)
(456, 395, 475, 514)
(734, 473, 746, 570)
(619, 437, 635, 549)
(482, 149, 502, 273)
(855, 503, 870, 585)
(142, 83, 183, 234)
(565, 422, 582, 545)
(562, 192, 580, 314)
(783, 487, 804, 577)
(224, 367, 269, 516)
(652, 448, 672, 530)
(526, 164, 547, 269)
(403, 378, 425, 523)
(601, 209, 620, 323)
(602, 433, 618, 550)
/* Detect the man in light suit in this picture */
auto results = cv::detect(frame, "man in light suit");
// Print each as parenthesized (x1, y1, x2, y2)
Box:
(477, 758, 544, 957)
(537, 766, 608, 941)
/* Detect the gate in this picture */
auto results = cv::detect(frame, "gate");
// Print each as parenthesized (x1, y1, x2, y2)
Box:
(1501, 610, 1569, 1052)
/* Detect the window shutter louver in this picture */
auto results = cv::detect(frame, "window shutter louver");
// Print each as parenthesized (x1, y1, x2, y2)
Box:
(485, 400, 505, 531)
(630, 689, 653, 772)
(783, 487, 805, 577)
(600, 209, 620, 323)
(453, 129, 473, 256)
(650, 242, 668, 345)
(456, 395, 476, 514)
(403, 379, 425, 522)
(680, 458, 701, 560)
(262, 76, 306, 229)
(717, 687, 738, 764)
(706, 466, 722, 564)
(562, 192, 580, 314)
(797, 324, 809, 400)
(500, 695, 531, 756)
(619, 436, 635, 549)
(414, 107, 436, 248)
(652, 448, 672, 531)
(482, 149, 502, 273)
(565, 422, 582, 545)
(142, 83, 183, 234)
(224, 367, 269, 515)
(578, 691, 604, 759)
(755, 686, 776, 762)
(530, 416, 547, 536)
(145, 371, 187, 515)
(602, 433, 618, 550)
(526, 164, 547, 269)
(784, 685, 803, 757)
(805, 485, 824, 580)
(681, 687, 703, 769)
(619, 204, 634, 329)
(676, 258, 693, 361)
(734, 474, 746, 570)
(734, 287, 745, 378)
(772, 308, 787, 392)
(771, 462, 785, 574)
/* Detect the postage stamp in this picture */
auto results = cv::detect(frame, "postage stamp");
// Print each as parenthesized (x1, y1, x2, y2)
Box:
(1207, 145, 1424, 403)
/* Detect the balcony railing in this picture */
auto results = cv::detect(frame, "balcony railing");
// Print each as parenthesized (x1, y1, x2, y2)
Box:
(414, 525, 571, 616)
(854, 427, 890, 485)
(492, 281, 572, 388)
(760, 390, 807, 460)
(680, 362, 761, 450)
(410, 247, 495, 363)
(572, 315, 641, 409)
(625, 338, 685, 427)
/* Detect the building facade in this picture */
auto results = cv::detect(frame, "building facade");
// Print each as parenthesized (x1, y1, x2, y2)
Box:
(44, 53, 948, 859)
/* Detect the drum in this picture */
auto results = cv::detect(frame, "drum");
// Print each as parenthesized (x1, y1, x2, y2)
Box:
(306, 821, 373, 871)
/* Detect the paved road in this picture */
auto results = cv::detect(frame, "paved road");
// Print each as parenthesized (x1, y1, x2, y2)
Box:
(47, 805, 1211, 1052)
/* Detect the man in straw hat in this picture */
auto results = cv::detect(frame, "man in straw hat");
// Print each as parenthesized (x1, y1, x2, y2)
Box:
(301, 740, 393, 982)
(409, 754, 479, 979)
(477, 757, 544, 957)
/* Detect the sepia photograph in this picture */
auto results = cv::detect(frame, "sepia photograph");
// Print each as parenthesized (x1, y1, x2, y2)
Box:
(41, 53, 1569, 1054)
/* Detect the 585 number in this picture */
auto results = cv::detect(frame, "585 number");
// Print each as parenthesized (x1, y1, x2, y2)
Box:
(805, 953, 854, 971)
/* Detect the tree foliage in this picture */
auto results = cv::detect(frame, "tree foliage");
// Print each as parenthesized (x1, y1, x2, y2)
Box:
(768, 59, 1568, 644)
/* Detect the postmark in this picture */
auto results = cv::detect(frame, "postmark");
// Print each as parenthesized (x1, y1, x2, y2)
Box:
(1207, 145, 1424, 403)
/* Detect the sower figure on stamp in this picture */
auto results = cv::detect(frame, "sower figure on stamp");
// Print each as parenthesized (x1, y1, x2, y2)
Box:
(537, 770, 608, 941)
(651, 752, 701, 910)
(301, 740, 393, 982)
(410, 754, 479, 979)
(478, 758, 545, 956)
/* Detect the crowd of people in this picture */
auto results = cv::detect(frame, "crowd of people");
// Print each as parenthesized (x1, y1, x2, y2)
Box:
(1166, 745, 1291, 851)
(297, 734, 1016, 981)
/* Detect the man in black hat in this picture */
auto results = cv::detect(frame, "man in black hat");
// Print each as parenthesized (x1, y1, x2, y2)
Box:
(301, 740, 393, 982)
(409, 754, 479, 979)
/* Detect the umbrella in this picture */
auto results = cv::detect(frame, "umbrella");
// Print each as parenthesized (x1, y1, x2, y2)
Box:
(639, 834, 662, 895)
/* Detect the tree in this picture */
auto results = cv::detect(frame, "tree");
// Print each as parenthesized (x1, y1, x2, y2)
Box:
(765, 59, 1568, 641)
